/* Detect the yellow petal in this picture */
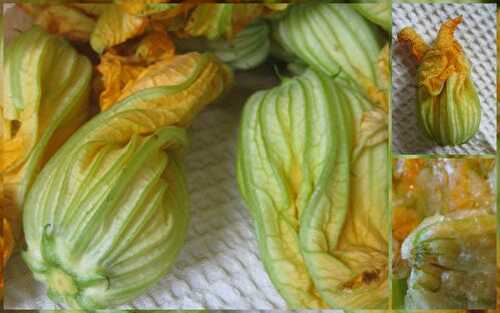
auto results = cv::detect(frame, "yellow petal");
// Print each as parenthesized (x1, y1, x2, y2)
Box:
(397, 26, 430, 62)
(2, 27, 92, 242)
(149, 3, 194, 28)
(359, 45, 390, 112)
(90, 5, 148, 54)
(182, 4, 264, 40)
(393, 207, 420, 243)
(399, 17, 469, 96)
(97, 51, 147, 111)
(116, 53, 233, 120)
(23, 5, 96, 42)
(135, 29, 175, 62)
(263, 4, 289, 11)
(116, 0, 178, 16)
(353, 108, 388, 161)
(70, 3, 113, 17)
(184, 4, 232, 40)
(97, 30, 176, 111)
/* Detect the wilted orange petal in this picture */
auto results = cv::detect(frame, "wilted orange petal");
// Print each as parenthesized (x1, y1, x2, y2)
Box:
(97, 31, 175, 111)
(2, 219, 14, 267)
(136, 30, 175, 62)
(399, 17, 469, 97)
(97, 51, 147, 111)
(435, 16, 463, 51)
(392, 206, 420, 242)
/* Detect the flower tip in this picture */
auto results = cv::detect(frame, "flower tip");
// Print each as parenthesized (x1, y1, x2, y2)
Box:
(396, 27, 415, 43)
(397, 27, 429, 63)
(449, 16, 463, 26)
(439, 16, 463, 37)
(435, 16, 464, 51)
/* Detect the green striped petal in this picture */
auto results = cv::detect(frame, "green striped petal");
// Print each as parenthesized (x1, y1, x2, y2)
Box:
(275, 3, 384, 90)
(209, 19, 270, 70)
(417, 72, 481, 146)
(352, 1, 391, 32)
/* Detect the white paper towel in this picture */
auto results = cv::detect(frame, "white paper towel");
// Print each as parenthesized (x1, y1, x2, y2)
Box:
(2, 4, 290, 309)
(392, 3, 497, 155)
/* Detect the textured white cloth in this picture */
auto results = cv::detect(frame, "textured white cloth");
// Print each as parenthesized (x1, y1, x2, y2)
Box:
(3, 5, 289, 309)
(392, 3, 497, 154)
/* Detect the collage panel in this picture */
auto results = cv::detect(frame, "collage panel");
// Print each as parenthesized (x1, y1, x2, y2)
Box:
(391, 3, 497, 155)
(390, 2, 499, 312)
(392, 156, 497, 309)
(1, 1, 392, 311)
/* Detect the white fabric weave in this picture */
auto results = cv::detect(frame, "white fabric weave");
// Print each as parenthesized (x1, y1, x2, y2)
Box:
(392, 3, 497, 154)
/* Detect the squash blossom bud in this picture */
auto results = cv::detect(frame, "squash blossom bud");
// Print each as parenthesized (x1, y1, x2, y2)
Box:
(398, 17, 481, 146)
